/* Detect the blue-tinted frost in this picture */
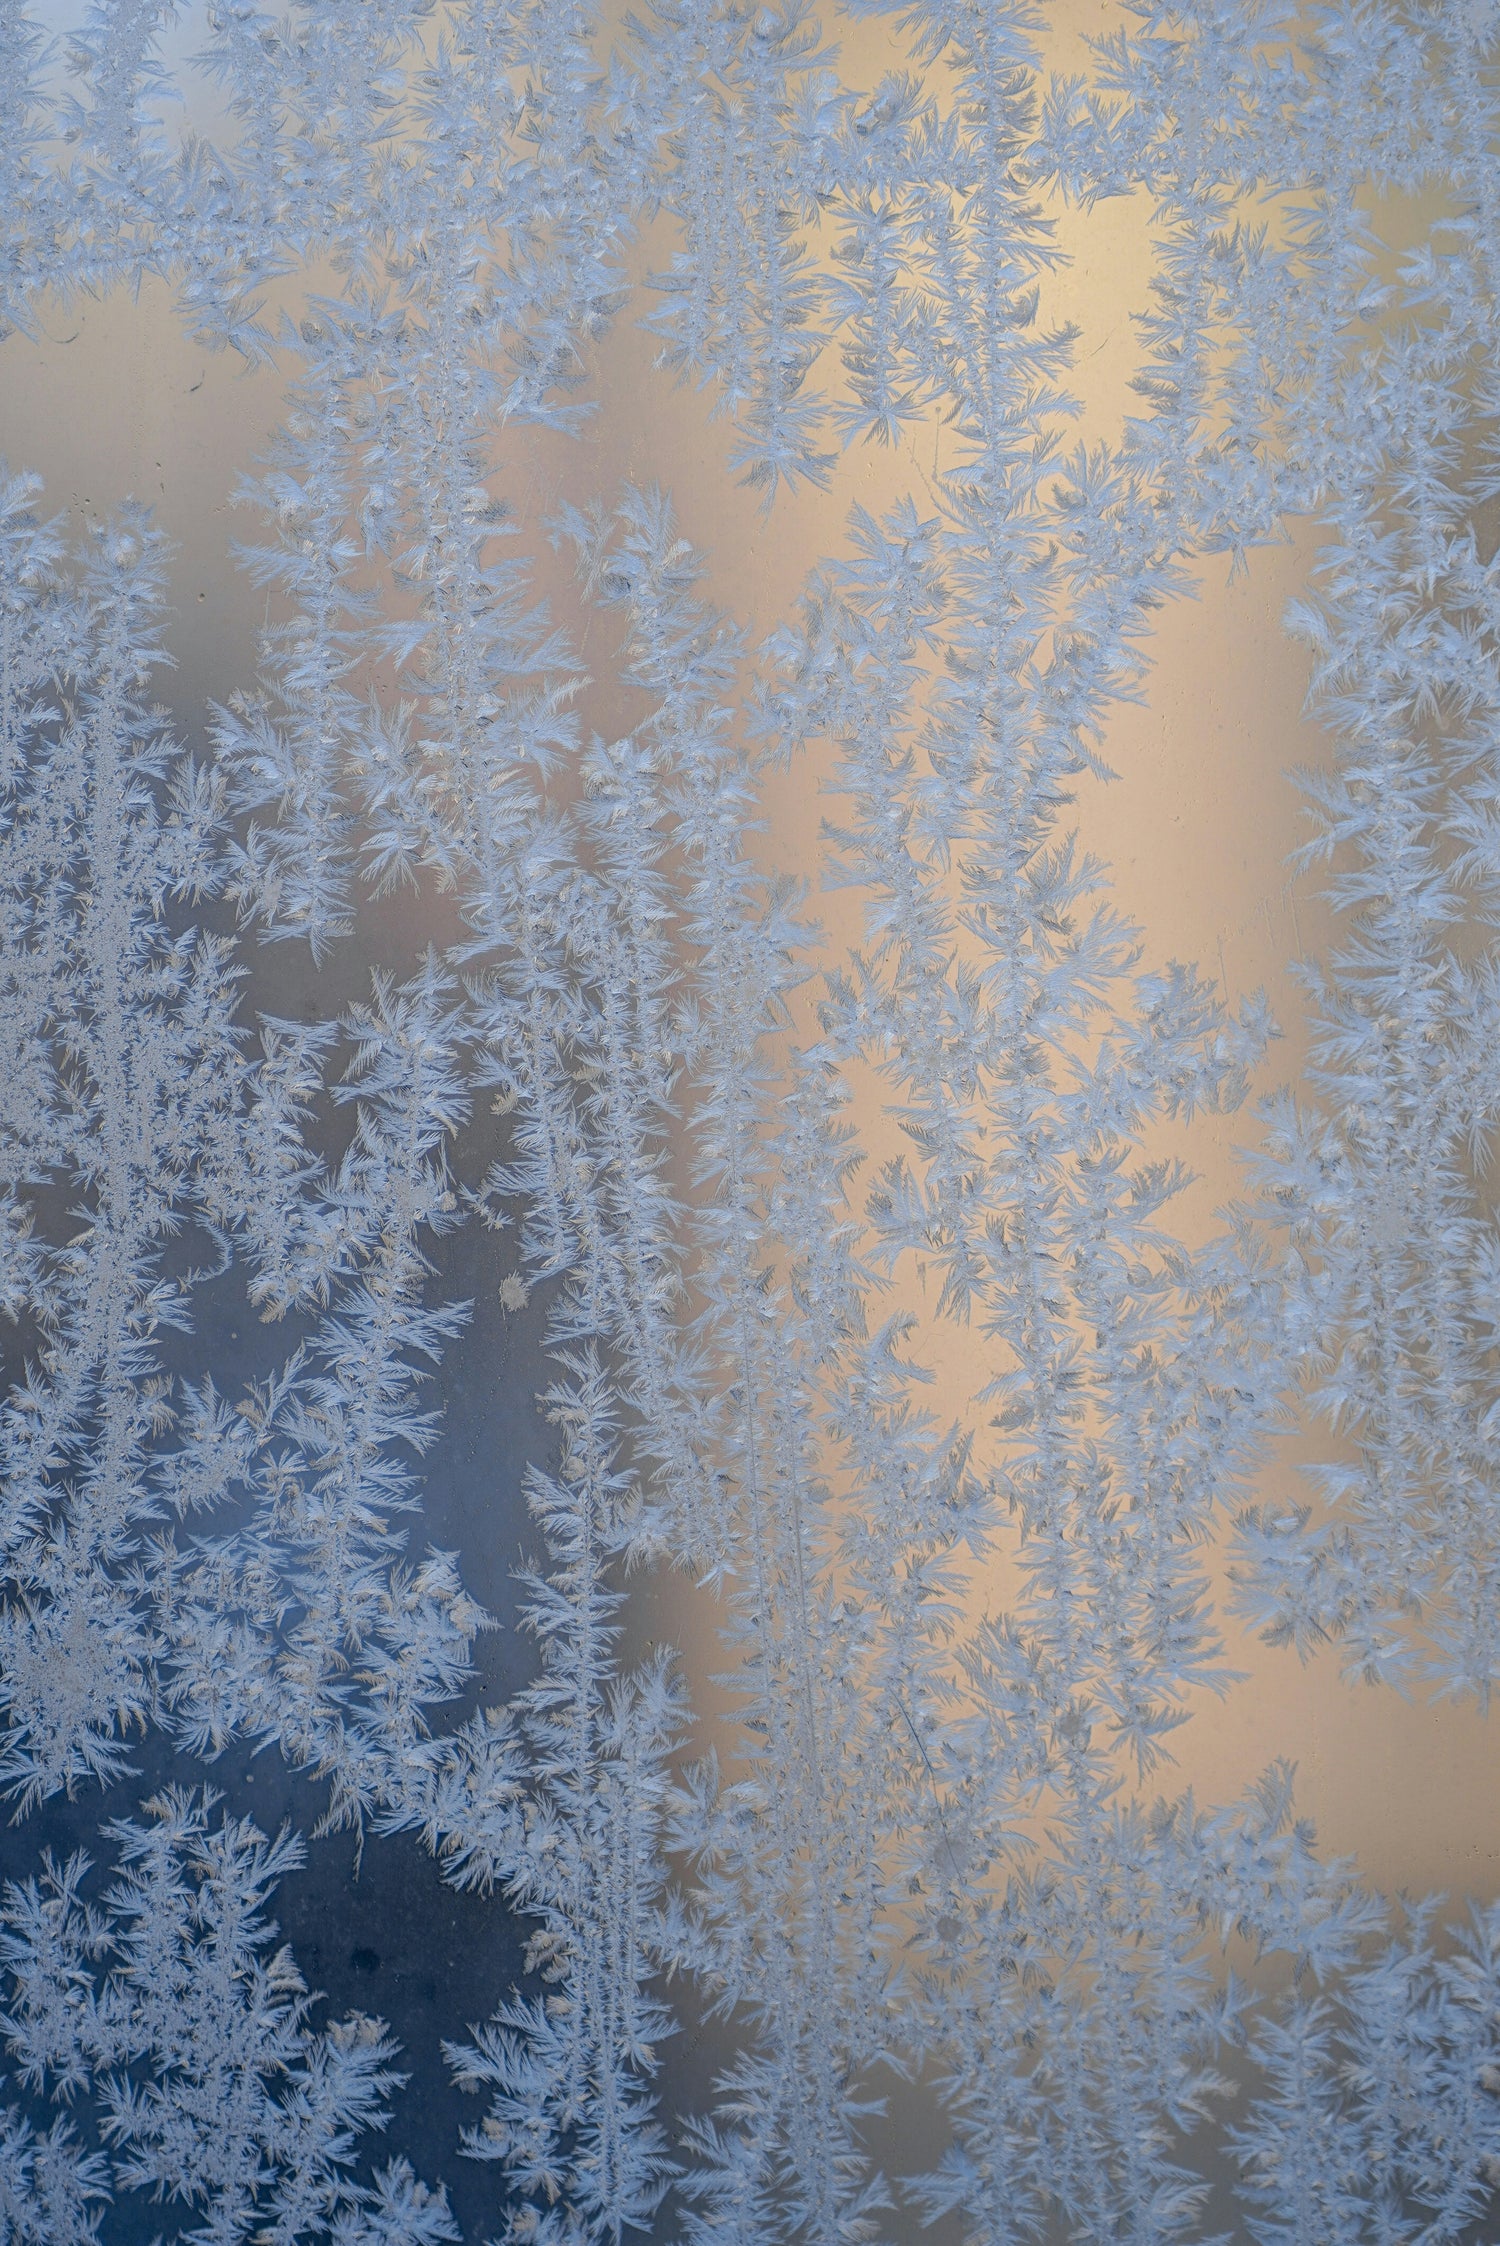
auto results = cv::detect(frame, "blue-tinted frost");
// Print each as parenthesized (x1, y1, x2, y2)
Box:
(0, 3, 1499, 2243)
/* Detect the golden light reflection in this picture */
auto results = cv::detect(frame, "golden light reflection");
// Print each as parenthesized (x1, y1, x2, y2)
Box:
(3, 0, 1493, 1932)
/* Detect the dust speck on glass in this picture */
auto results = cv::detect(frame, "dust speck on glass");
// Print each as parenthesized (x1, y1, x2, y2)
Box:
(0, 1, 1499, 2241)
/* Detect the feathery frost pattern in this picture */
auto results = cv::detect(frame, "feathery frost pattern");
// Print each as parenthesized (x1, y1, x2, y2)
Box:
(0, 2, 1498, 2242)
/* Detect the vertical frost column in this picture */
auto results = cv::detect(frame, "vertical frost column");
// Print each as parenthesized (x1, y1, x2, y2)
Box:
(0, 497, 243, 1810)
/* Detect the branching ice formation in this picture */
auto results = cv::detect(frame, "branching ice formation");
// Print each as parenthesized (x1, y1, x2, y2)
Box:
(0, 2, 1498, 2242)
(0, 1785, 461, 2244)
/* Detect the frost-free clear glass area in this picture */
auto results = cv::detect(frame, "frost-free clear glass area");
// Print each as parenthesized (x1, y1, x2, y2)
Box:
(1, 2, 1499, 2241)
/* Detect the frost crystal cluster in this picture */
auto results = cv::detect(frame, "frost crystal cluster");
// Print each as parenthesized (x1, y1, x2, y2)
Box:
(0, 1, 1498, 2242)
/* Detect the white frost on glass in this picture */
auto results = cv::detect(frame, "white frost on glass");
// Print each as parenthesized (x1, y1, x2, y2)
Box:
(0, 2, 1498, 2242)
